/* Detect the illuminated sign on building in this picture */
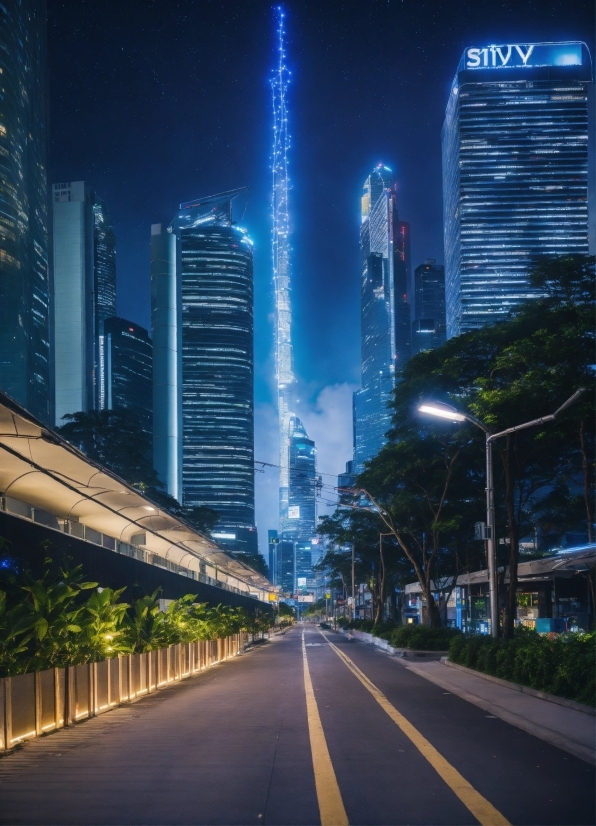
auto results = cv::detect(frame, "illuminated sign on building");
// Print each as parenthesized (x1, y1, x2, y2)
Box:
(464, 42, 583, 71)
(288, 505, 300, 519)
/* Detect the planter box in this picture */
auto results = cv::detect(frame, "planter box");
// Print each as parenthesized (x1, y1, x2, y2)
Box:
(1, 632, 248, 752)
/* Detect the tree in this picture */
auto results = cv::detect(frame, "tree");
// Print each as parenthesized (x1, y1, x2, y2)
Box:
(358, 253, 594, 636)
(358, 418, 483, 626)
(467, 255, 595, 637)
(232, 552, 268, 578)
(317, 509, 409, 624)
(57, 410, 220, 536)
(57, 409, 160, 488)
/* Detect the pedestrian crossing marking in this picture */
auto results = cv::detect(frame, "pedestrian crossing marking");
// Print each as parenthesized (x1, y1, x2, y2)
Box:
(321, 633, 510, 826)
(302, 633, 350, 826)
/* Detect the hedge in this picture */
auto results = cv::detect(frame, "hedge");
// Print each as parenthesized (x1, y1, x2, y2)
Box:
(448, 629, 595, 706)
(337, 618, 461, 651)
(389, 624, 461, 651)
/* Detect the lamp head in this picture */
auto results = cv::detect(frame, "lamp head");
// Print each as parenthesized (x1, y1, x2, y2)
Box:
(418, 403, 466, 423)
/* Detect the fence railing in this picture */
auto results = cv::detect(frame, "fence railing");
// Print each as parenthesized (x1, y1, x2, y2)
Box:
(1, 633, 247, 751)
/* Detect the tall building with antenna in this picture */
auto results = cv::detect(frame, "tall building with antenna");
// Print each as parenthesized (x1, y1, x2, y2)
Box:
(271, 8, 317, 588)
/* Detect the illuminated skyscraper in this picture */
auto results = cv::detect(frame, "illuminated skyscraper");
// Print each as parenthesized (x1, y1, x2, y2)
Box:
(353, 165, 411, 472)
(443, 41, 593, 337)
(0, 0, 51, 422)
(272, 8, 294, 531)
(151, 189, 257, 555)
(102, 317, 152, 436)
(52, 182, 116, 423)
(285, 415, 316, 540)
(271, 9, 319, 554)
(411, 259, 446, 356)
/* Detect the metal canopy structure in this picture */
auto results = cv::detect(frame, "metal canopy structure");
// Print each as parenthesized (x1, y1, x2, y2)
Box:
(0, 391, 273, 601)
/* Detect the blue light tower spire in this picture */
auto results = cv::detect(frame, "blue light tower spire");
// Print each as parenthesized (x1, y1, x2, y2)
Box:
(272, 6, 294, 533)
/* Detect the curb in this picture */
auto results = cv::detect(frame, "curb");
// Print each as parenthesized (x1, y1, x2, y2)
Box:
(396, 659, 595, 765)
(443, 659, 595, 716)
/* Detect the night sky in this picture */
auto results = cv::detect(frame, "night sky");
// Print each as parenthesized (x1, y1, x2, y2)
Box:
(47, 0, 594, 552)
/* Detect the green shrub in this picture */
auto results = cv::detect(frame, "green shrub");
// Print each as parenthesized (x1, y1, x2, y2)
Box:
(448, 630, 595, 706)
(390, 624, 461, 651)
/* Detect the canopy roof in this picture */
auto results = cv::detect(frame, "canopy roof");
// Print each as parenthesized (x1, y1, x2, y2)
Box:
(0, 392, 273, 600)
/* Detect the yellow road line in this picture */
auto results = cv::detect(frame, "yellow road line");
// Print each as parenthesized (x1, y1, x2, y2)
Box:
(302, 633, 349, 826)
(321, 634, 510, 826)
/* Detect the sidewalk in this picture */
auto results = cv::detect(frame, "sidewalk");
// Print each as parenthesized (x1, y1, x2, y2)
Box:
(395, 656, 596, 765)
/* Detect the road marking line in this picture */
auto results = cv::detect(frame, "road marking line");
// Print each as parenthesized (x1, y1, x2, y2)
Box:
(302, 633, 349, 826)
(321, 634, 510, 826)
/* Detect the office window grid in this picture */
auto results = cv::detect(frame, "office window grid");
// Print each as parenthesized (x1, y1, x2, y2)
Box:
(444, 79, 590, 337)
(180, 225, 255, 530)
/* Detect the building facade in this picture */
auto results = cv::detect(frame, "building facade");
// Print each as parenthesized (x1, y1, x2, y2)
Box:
(354, 164, 411, 472)
(151, 189, 257, 555)
(411, 259, 446, 356)
(102, 317, 152, 435)
(443, 41, 593, 338)
(52, 182, 117, 424)
(0, 0, 51, 422)
(283, 415, 317, 541)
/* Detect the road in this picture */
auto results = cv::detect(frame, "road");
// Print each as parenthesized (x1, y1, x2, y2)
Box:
(0, 625, 593, 825)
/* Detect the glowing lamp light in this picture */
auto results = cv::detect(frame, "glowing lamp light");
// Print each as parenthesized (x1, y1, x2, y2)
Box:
(418, 404, 466, 422)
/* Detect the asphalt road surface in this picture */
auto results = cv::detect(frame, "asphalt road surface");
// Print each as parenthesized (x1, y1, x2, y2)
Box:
(0, 625, 593, 826)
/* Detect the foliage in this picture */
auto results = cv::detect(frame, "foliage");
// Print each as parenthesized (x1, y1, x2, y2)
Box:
(319, 254, 594, 633)
(304, 598, 328, 617)
(317, 511, 409, 625)
(449, 629, 595, 706)
(338, 618, 399, 638)
(233, 552, 269, 578)
(337, 617, 459, 649)
(389, 624, 461, 651)
(277, 601, 295, 617)
(57, 409, 160, 489)
(0, 555, 273, 675)
(56, 409, 220, 536)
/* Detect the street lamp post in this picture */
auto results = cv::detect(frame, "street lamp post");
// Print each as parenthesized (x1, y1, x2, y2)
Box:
(351, 542, 356, 621)
(419, 389, 584, 638)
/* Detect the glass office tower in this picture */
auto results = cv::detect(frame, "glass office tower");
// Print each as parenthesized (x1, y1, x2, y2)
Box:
(354, 165, 411, 472)
(158, 189, 257, 555)
(443, 41, 592, 338)
(0, 0, 51, 422)
(52, 182, 117, 423)
(284, 415, 317, 541)
(102, 317, 152, 436)
(411, 259, 446, 356)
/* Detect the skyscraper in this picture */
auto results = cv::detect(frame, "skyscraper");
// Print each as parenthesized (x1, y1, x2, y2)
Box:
(443, 41, 593, 338)
(411, 259, 446, 356)
(102, 317, 152, 435)
(272, 9, 294, 532)
(353, 164, 411, 472)
(52, 182, 116, 424)
(151, 189, 257, 555)
(0, 0, 51, 423)
(285, 415, 317, 541)
(151, 223, 180, 501)
(271, 10, 319, 561)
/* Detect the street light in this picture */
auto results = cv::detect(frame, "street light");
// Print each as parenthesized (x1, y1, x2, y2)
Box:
(418, 389, 585, 638)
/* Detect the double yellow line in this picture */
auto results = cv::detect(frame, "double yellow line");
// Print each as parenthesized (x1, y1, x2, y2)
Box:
(302, 631, 510, 826)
